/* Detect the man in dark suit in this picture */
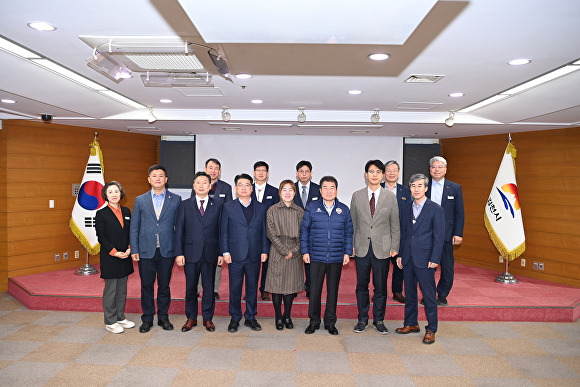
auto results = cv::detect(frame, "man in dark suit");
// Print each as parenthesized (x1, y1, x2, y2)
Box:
(395, 173, 445, 344)
(220, 173, 270, 333)
(130, 165, 181, 333)
(251, 161, 279, 301)
(175, 171, 222, 333)
(382, 160, 412, 304)
(293, 160, 320, 297)
(426, 156, 464, 306)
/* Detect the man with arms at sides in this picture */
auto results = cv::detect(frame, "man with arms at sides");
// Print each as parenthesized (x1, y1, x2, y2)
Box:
(293, 160, 320, 298)
(396, 173, 445, 344)
(351, 160, 400, 335)
(220, 173, 270, 333)
(426, 156, 464, 306)
(382, 160, 412, 304)
(251, 161, 280, 301)
(175, 171, 222, 333)
(130, 165, 181, 333)
(301, 176, 353, 335)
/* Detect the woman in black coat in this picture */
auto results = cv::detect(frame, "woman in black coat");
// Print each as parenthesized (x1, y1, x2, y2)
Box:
(95, 181, 134, 334)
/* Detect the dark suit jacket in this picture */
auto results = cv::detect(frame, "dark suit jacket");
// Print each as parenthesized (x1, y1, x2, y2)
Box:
(129, 190, 181, 258)
(251, 183, 279, 209)
(220, 200, 270, 262)
(399, 198, 445, 269)
(381, 182, 412, 211)
(293, 181, 321, 209)
(95, 205, 134, 279)
(211, 179, 233, 207)
(174, 197, 221, 263)
(426, 178, 464, 241)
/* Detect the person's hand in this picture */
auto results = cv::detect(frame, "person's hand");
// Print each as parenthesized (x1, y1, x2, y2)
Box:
(284, 251, 293, 260)
(131, 253, 140, 261)
(261, 254, 268, 262)
(176, 256, 185, 266)
(390, 251, 398, 257)
(302, 253, 310, 263)
(217, 256, 224, 266)
(396, 257, 403, 269)
(343, 254, 350, 265)
(452, 236, 463, 245)
(428, 261, 439, 269)
(223, 254, 232, 264)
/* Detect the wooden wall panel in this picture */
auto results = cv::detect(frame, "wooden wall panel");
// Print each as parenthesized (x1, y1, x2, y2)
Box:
(0, 120, 159, 290)
(442, 127, 580, 287)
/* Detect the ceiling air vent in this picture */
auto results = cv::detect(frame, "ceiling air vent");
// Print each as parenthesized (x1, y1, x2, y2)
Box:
(404, 74, 445, 83)
(141, 73, 213, 87)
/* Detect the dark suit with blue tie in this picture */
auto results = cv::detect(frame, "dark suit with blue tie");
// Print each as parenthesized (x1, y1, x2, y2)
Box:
(399, 198, 445, 332)
(220, 199, 270, 321)
(175, 196, 221, 322)
(294, 181, 320, 294)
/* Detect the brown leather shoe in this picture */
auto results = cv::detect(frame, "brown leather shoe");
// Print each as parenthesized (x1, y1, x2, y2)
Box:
(423, 329, 435, 344)
(393, 292, 406, 304)
(203, 320, 215, 332)
(395, 325, 420, 334)
(261, 291, 271, 301)
(181, 318, 197, 332)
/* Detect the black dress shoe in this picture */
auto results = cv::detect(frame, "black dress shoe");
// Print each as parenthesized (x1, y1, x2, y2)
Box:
(228, 319, 239, 333)
(261, 291, 271, 301)
(437, 296, 448, 306)
(275, 319, 284, 330)
(304, 324, 319, 334)
(420, 298, 425, 305)
(325, 325, 339, 335)
(139, 321, 153, 333)
(306, 292, 310, 298)
(393, 292, 406, 304)
(283, 318, 294, 329)
(214, 292, 220, 299)
(158, 318, 174, 331)
(244, 319, 262, 331)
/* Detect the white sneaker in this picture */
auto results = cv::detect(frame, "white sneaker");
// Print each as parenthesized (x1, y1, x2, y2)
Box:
(117, 319, 135, 329)
(106, 323, 124, 334)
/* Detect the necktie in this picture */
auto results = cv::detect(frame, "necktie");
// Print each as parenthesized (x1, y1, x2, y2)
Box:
(199, 200, 205, 216)
(257, 188, 263, 202)
(301, 186, 307, 208)
(370, 192, 375, 218)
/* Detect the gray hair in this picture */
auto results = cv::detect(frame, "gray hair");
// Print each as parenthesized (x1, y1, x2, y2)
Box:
(385, 160, 400, 170)
(409, 173, 429, 187)
(429, 156, 447, 166)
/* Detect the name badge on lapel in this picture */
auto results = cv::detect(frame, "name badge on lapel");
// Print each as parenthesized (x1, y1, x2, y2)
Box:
(447, 195, 454, 200)
(219, 194, 226, 197)
(312, 197, 319, 201)
(266, 195, 272, 199)
(124, 216, 130, 220)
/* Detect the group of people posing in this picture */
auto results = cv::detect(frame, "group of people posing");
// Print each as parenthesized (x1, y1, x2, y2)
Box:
(95, 156, 464, 345)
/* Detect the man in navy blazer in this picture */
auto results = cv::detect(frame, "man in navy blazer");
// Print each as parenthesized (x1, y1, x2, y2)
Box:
(130, 165, 181, 333)
(251, 161, 280, 301)
(382, 160, 412, 304)
(293, 160, 320, 297)
(426, 156, 464, 305)
(396, 173, 445, 344)
(220, 173, 270, 333)
(175, 171, 222, 333)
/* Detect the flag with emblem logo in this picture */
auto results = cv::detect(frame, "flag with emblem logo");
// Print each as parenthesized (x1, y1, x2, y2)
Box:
(484, 141, 525, 261)
(69, 135, 107, 255)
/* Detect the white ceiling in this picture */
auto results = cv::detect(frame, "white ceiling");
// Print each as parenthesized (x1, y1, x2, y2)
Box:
(0, 0, 579, 138)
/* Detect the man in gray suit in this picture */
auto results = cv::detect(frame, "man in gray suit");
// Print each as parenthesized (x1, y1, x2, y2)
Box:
(350, 160, 400, 334)
(130, 165, 181, 333)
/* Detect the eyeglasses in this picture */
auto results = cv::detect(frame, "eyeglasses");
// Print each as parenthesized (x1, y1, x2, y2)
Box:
(297, 169, 311, 174)
(367, 170, 383, 175)
(254, 168, 268, 173)
(236, 183, 251, 188)
(385, 169, 399, 174)
(430, 165, 446, 170)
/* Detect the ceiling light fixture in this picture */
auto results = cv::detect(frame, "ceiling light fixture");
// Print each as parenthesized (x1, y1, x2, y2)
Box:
(147, 107, 157, 123)
(27, 22, 57, 31)
(449, 92, 464, 98)
(160, 99, 172, 103)
(445, 111, 455, 127)
(1, 99, 16, 104)
(297, 107, 306, 123)
(221, 106, 231, 122)
(348, 90, 362, 95)
(235, 73, 252, 79)
(368, 53, 390, 61)
(508, 58, 531, 66)
(370, 108, 380, 124)
(251, 99, 263, 104)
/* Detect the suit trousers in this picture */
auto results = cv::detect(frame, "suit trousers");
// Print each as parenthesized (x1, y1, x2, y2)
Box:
(228, 259, 261, 321)
(197, 263, 222, 295)
(259, 259, 269, 293)
(355, 243, 389, 322)
(138, 248, 175, 322)
(403, 262, 438, 333)
(390, 257, 404, 294)
(436, 241, 455, 298)
(308, 261, 343, 327)
(102, 277, 128, 325)
(185, 257, 217, 321)
(304, 262, 311, 293)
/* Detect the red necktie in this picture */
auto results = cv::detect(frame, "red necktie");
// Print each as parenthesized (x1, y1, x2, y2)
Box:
(199, 200, 205, 216)
(370, 193, 375, 218)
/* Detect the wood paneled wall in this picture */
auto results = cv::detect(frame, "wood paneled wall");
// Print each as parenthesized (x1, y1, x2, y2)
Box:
(441, 127, 580, 287)
(0, 120, 159, 291)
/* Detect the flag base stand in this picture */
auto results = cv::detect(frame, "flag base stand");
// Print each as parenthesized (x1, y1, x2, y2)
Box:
(495, 259, 518, 284)
(75, 250, 99, 276)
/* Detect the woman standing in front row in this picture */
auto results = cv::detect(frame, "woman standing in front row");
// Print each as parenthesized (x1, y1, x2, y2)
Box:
(95, 181, 135, 334)
(265, 180, 305, 330)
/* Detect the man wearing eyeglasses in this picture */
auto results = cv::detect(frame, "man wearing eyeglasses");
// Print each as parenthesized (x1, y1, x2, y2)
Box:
(426, 156, 464, 306)
(350, 160, 400, 334)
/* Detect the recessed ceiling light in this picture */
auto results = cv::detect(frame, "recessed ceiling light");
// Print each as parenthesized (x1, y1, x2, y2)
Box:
(449, 92, 464, 98)
(508, 58, 531, 66)
(235, 73, 252, 79)
(27, 22, 57, 31)
(348, 90, 362, 95)
(250, 99, 263, 104)
(368, 53, 390, 61)
(1, 99, 16, 104)
(159, 99, 172, 103)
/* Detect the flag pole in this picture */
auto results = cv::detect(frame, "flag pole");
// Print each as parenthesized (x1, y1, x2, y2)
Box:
(75, 247, 99, 276)
(495, 257, 519, 284)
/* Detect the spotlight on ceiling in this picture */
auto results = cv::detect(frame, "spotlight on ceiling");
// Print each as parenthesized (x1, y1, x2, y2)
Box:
(370, 108, 380, 124)
(221, 106, 231, 122)
(445, 111, 455, 127)
(297, 107, 306, 123)
(147, 107, 157, 124)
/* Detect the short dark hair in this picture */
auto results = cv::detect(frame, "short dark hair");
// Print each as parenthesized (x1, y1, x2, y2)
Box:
(205, 158, 221, 168)
(409, 173, 429, 187)
(101, 181, 125, 201)
(296, 160, 312, 172)
(365, 159, 385, 173)
(193, 171, 211, 184)
(278, 179, 296, 196)
(234, 173, 253, 185)
(254, 161, 269, 171)
(319, 175, 338, 189)
(385, 160, 400, 170)
(148, 164, 166, 175)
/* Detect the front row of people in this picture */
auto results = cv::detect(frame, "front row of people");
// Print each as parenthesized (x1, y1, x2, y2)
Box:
(96, 161, 445, 344)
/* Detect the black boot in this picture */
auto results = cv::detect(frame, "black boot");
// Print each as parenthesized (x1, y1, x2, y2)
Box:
(272, 293, 284, 330)
(282, 293, 295, 329)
